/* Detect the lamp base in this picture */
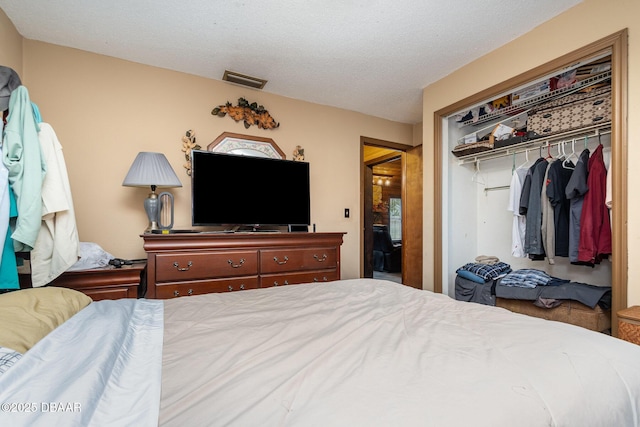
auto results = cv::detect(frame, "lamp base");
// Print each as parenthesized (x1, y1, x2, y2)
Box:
(143, 190, 160, 232)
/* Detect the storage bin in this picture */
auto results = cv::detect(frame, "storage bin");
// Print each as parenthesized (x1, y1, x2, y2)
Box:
(528, 87, 611, 136)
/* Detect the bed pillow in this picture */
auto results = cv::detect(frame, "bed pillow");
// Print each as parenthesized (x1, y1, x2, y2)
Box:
(0, 287, 92, 353)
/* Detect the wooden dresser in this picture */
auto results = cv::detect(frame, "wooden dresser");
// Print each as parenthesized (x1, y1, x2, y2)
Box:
(142, 232, 345, 299)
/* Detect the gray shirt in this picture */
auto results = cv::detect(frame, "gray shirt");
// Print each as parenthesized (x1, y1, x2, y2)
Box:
(524, 158, 549, 256)
(565, 149, 590, 263)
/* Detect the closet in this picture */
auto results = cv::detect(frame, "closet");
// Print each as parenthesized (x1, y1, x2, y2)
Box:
(434, 31, 628, 335)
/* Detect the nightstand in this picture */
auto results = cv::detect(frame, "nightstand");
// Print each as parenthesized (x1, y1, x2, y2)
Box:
(20, 264, 145, 301)
(618, 306, 640, 345)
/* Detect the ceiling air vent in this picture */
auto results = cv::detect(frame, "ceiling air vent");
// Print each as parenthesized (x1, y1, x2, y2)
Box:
(222, 70, 267, 89)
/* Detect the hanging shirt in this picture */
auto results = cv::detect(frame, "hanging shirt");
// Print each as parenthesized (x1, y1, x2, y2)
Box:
(30, 123, 80, 287)
(0, 138, 8, 261)
(508, 167, 528, 257)
(524, 158, 548, 257)
(0, 144, 18, 289)
(2, 86, 46, 252)
(546, 158, 574, 257)
(0, 190, 19, 289)
(540, 160, 557, 264)
(578, 144, 611, 264)
(518, 158, 546, 216)
(565, 149, 590, 264)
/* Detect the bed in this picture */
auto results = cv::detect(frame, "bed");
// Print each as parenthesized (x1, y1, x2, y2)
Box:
(1, 279, 640, 426)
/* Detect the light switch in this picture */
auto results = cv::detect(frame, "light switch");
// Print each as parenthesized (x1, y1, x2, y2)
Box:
(344, 208, 350, 218)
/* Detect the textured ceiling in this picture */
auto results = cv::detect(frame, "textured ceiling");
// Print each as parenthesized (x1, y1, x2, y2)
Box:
(0, 0, 581, 124)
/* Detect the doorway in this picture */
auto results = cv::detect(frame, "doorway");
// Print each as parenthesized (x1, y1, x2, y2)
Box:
(361, 137, 423, 288)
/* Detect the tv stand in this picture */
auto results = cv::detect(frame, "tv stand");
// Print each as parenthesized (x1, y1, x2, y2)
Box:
(142, 232, 345, 298)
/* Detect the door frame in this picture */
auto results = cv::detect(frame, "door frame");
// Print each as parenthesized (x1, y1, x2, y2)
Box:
(361, 136, 422, 286)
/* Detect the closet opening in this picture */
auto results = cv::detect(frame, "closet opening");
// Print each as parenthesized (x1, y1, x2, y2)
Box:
(433, 30, 628, 336)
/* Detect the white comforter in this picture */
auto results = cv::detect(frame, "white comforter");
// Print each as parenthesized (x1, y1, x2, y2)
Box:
(0, 298, 164, 427)
(2, 279, 640, 427)
(160, 279, 640, 426)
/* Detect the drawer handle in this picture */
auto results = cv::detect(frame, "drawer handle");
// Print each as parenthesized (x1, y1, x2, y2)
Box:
(273, 280, 289, 287)
(228, 285, 233, 291)
(173, 261, 193, 271)
(313, 254, 328, 262)
(173, 289, 193, 297)
(593, 99, 604, 106)
(227, 258, 245, 268)
(313, 276, 328, 282)
(228, 284, 245, 291)
(273, 256, 289, 265)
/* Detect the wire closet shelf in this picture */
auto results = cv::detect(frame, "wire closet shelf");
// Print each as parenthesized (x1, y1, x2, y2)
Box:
(456, 123, 611, 167)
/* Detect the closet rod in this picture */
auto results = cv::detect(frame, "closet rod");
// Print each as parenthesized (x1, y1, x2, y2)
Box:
(457, 124, 611, 166)
(483, 185, 510, 193)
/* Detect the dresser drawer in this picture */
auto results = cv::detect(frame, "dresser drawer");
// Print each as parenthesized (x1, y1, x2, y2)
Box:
(260, 247, 337, 274)
(155, 250, 258, 282)
(260, 269, 339, 288)
(155, 276, 259, 298)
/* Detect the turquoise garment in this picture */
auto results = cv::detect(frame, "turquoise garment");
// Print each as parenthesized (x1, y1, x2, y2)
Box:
(0, 189, 19, 289)
(31, 102, 42, 123)
(3, 86, 46, 252)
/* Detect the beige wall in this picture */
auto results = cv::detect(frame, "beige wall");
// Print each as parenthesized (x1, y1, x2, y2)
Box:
(422, 0, 640, 304)
(0, 9, 22, 74)
(1, 8, 415, 280)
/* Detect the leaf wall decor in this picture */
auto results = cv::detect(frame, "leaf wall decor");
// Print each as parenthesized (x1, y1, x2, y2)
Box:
(211, 97, 280, 129)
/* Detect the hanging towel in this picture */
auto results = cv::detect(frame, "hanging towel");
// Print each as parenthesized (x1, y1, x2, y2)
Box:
(2, 86, 46, 252)
(30, 123, 80, 287)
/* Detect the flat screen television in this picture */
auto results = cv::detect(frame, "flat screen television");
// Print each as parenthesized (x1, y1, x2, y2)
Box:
(191, 150, 310, 227)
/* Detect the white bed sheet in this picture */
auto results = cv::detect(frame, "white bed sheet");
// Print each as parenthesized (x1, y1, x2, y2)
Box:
(160, 279, 640, 426)
(0, 298, 164, 427)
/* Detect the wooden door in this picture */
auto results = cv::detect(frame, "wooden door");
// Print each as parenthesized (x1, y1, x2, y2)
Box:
(402, 145, 423, 288)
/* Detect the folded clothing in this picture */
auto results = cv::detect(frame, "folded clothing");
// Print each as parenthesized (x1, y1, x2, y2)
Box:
(456, 269, 487, 284)
(475, 255, 500, 265)
(457, 262, 512, 281)
(496, 280, 611, 309)
(500, 269, 555, 288)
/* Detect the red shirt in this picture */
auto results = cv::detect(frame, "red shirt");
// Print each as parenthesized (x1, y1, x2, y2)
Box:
(577, 144, 611, 263)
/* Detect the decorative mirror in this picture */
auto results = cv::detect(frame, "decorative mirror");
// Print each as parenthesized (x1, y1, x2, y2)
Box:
(207, 132, 285, 159)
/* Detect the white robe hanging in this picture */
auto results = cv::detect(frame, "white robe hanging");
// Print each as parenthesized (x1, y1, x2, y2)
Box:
(30, 123, 80, 287)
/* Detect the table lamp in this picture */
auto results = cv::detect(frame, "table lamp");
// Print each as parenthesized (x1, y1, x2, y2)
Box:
(122, 152, 182, 232)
